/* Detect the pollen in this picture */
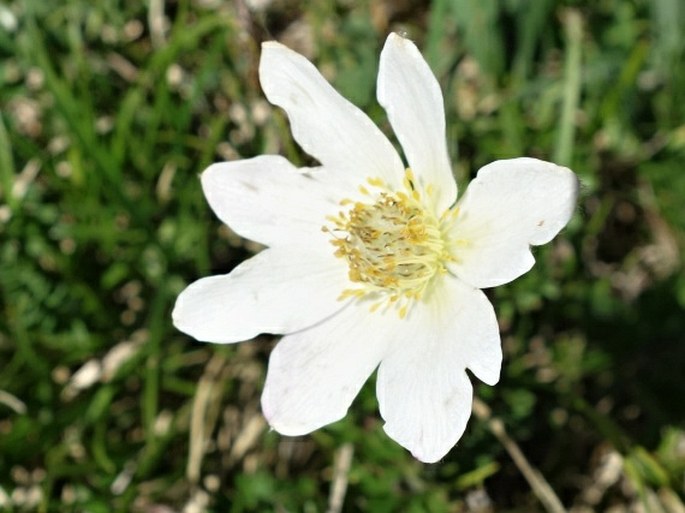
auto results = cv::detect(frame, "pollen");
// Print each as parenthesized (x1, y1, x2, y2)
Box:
(324, 170, 455, 316)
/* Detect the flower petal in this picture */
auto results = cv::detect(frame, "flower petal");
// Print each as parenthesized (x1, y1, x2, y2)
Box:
(261, 304, 392, 435)
(260, 41, 405, 189)
(377, 33, 457, 213)
(376, 277, 501, 463)
(202, 156, 340, 247)
(172, 246, 348, 343)
(448, 158, 579, 289)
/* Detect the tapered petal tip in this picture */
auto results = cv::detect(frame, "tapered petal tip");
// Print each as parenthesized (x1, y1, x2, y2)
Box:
(378, 31, 457, 212)
(385, 31, 413, 48)
(260, 40, 287, 53)
(258, 35, 404, 189)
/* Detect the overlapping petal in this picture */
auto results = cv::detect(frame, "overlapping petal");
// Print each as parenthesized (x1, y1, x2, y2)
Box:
(448, 158, 579, 289)
(376, 277, 501, 463)
(377, 33, 457, 213)
(261, 303, 393, 436)
(202, 156, 339, 247)
(259, 42, 405, 190)
(172, 246, 348, 343)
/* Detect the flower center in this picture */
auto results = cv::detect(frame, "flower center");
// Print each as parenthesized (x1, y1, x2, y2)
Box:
(324, 170, 455, 317)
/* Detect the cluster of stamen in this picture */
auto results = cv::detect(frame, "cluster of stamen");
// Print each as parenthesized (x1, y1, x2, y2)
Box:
(323, 170, 455, 318)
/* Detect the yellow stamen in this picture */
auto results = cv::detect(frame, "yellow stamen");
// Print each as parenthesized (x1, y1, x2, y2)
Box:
(324, 168, 460, 318)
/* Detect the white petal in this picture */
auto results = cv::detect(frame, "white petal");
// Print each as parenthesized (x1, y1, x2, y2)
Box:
(377, 33, 457, 213)
(202, 156, 340, 247)
(172, 246, 348, 343)
(260, 41, 404, 190)
(376, 277, 501, 463)
(448, 158, 579, 289)
(261, 303, 392, 435)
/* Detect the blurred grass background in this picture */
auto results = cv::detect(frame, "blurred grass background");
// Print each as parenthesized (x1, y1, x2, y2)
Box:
(1, 0, 684, 511)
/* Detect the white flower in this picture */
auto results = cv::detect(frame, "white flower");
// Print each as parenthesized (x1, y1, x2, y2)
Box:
(173, 33, 579, 463)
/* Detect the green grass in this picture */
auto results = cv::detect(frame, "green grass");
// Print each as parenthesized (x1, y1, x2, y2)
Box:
(1, 0, 684, 511)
